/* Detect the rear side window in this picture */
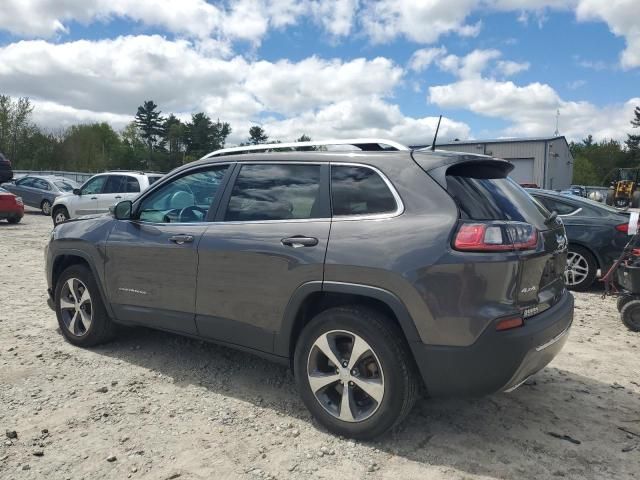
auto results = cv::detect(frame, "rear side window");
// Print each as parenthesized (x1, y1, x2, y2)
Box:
(103, 175, 126, 194)
(331, 166, 397, 216)
(446, 163, 550, 230)
(125, 176, 141, 193)
(225, 164, 322, 221)
(534, 196, 578, 215)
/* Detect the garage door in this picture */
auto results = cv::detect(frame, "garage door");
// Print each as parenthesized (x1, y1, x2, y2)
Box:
(505, 158, 535, 185)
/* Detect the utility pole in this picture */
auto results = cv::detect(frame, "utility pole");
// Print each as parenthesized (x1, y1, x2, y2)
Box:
(554, 109, 560, 136)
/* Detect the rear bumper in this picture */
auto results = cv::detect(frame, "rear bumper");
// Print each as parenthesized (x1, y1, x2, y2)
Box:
(412, 291, 574, 397)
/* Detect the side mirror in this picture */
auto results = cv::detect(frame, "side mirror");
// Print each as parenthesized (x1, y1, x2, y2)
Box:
(73, 188, 82, 195)
(113, 200, 133, 220)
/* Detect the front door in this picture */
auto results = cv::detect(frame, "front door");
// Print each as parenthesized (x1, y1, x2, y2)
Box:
(196, 163, 331, 352)
(74, 175, 108, 216)
(104, 165, 231, 334)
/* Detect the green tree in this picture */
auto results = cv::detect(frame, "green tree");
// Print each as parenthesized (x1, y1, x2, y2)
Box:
(248, 125, 268, 145)
(58, 123, 122, 172)
(572, 155, 600, 185)
(185, 113, 231, 160)
(163, 114, 186, 169)
(134, 100, 165, 168)
(0, 95, 35, 167)
(626, 106, 640, 162)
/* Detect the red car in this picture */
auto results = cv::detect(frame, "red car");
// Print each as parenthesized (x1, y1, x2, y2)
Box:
(0, 187, 24, 223)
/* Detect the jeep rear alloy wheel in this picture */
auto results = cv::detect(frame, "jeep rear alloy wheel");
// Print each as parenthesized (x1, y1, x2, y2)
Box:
(294, 306, 419, 439)
(307, 330, 385, 422)
(59, 278, 93, 336)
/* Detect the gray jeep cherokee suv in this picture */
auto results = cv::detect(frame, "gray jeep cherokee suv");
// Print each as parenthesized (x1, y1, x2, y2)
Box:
(45, 139, 573, 439)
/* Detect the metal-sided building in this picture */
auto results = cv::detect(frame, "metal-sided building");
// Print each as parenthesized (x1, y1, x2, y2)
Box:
(412, 136, 574, 190)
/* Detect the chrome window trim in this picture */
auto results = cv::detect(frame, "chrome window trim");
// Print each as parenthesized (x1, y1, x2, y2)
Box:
(131, 161, 404, 226)
(330, 162, 404, 221)
(558, 207, 582, 217)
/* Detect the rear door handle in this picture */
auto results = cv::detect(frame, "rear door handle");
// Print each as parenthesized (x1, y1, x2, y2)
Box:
(90, 196, 98, 200)
(169, 234, 194, 245)
(281, 236, 318, 248)
(114, 196, 122, 200)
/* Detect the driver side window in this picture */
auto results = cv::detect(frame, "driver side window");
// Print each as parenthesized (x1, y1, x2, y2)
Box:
(138, 166, 229, 223)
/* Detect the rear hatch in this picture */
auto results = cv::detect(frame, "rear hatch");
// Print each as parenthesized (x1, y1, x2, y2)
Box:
(423, 157, 567, 316)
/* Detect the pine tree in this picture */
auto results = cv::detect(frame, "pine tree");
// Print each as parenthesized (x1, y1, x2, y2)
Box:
(248, 126, 268, 145)
(134, 100, 165, 168)
(626, 106, 640, 161)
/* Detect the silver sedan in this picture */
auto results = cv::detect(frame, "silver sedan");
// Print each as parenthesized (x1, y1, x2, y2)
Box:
(2, 175, 79, 215)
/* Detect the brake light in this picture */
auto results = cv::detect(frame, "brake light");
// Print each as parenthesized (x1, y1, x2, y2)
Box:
(616, 223, 629, 233)
(15, 196, 23, 206)
(454, 222, 538, 252)
(496, 317, 524, 331)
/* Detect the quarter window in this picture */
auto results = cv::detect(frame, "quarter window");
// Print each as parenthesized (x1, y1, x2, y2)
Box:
(225, 164, 322, 221)
(138, 166, 228, 223)
(125, 176, 141, 193)
(331, 165, 397, 216)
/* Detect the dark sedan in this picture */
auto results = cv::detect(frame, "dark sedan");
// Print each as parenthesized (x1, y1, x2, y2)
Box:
(0, 153, 12, 183)
(528, 189, 630, 291)
(3, 175, 79, 215)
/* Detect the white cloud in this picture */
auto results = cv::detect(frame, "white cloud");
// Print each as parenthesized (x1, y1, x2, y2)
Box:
(261, 98, 471, 146)
(429, 77, 640, 141)
(0, 35, 445, 145)
(496, 60, 530, 76)
(408, 47, 447, 72)
(310, 0, 360, 37)
(575, 0, 640, 69)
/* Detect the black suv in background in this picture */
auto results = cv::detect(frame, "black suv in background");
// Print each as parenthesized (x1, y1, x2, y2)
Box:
(0, 152, 13, 183)
(45, 139, 573, 439)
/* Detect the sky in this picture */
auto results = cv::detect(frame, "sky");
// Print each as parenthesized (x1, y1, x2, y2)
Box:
(0, 0, 638, 146)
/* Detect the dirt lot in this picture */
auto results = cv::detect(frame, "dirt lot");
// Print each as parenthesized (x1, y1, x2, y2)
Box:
(1, 210, 639, 480)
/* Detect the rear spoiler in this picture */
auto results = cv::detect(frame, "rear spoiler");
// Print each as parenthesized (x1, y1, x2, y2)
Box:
(411, 150, 513, 189)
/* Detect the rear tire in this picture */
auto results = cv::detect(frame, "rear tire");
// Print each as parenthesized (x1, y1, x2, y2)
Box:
(54, 264, 116, 347)
(617, 295, 637, 312)
(294, 306, 419, 439)
(565, 245, 597, 291)
(52, 206, 69, 226)
(620, 299, 640, 332)
(7, 216, 21, 224)
(41, 199, 52, 215)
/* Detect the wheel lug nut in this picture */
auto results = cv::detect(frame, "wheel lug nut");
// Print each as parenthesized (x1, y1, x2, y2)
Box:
(350, 369, 358, 376)
(342, 361, 348, 367)
(349, 381, 354, 386)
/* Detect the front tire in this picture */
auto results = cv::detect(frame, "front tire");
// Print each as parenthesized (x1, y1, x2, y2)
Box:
(294, 306, 419, 439)
(52, 206, 69, 226)
(41, 199, 52, 215)
(565, 245, 597, 291)
(620, 299, 640, 332)
(54, 264, 116, 347)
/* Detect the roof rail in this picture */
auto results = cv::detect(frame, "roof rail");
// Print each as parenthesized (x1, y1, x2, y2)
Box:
(203, 138, 409, 158)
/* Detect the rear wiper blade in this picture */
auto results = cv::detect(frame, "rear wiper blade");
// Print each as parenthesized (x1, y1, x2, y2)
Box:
(545, 211, 558, 225)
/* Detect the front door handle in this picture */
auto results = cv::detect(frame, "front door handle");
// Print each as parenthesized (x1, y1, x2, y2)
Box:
(90, 196, 98, 200)
(281, 236, 318, 248)
(114, 196, 122, 200)
(169, 234, 194, 245)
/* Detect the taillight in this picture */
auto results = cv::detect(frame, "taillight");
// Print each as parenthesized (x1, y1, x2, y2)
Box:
(496, 317, 524, 331)
(15, 196, 23, 205)
(454, 222, 538, 252)
(616, 223, 629, 233)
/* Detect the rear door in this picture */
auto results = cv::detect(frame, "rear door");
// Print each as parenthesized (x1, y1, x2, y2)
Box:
(195, 162, 331, 352)
(97, 175, 126, 212)
(123, 175, 142, 200)
(444, 162, 567, 314)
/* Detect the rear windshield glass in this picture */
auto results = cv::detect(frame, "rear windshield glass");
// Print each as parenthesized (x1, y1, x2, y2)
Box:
(446, 163, 551, 229)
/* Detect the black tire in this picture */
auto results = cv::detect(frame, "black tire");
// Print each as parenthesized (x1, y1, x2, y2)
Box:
(617, 295, 638, 312)
(7, 216, 21, 224)
(294, 306, 420, 439)
(606, 189, 614, 206)
(620, 299, 640, 332)
(41, 199, 52, 215)
(52, 206, 69, 226)
(54, 264, 116, 347)
(565, 245, 597, 291)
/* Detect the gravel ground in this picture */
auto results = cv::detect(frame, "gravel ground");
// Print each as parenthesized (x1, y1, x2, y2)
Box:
(1, 210, 639, 480)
